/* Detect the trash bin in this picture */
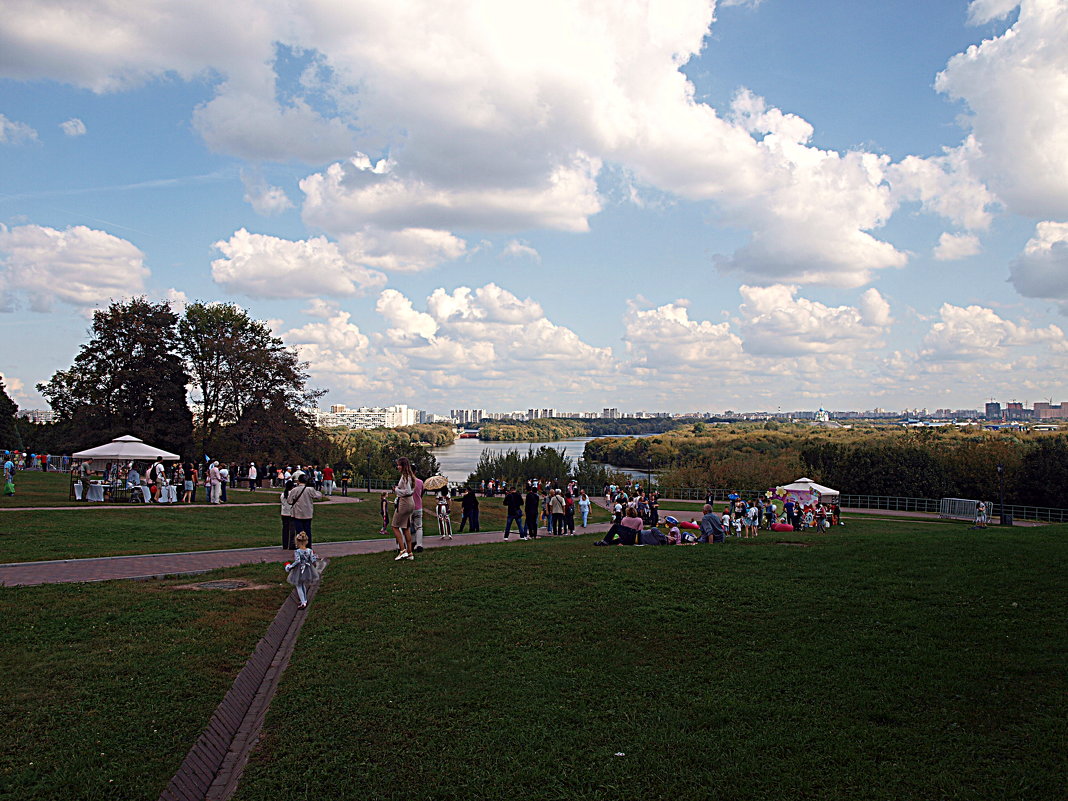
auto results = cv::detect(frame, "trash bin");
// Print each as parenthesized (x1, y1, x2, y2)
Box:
(1000, 513, 1014, 526)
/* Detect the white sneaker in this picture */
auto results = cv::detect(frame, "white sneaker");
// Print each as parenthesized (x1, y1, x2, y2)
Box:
(519, 536, 529, 541)
(394, 552, 409, 561)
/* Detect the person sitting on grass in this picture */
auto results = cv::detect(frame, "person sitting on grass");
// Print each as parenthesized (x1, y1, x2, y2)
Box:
(285, 532, 321, 610)
(595, 505, 645, 546)
(699, 504, 726, 544)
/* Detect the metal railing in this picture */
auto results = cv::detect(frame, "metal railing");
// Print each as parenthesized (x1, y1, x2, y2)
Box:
(345, 480, 1068, 523)
(653, 488, 1068, 523)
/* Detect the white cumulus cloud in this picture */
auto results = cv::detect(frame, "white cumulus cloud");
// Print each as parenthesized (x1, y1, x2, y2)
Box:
(936, 0, 1068, 219)
(0, 224, 149, 312)
(0, 0, 1044, 292)
(1009, 220, 1068, 304)
(210, 229, 386, 299)
(500, 239, 541, 262)
(623, 300, 742, 368)
(921, 302, 1064, 361)
(737, 285, 892, 356)
(301, 152, 602, 235)
(59, 117, 86, 137)
(240, 168, 293, 216)
(341, 227, 466, 273)
(934, 232, 983, 261)
(0, 113, 37, 144)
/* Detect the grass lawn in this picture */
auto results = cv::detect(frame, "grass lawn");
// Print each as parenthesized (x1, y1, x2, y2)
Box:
(235, 520, 1067, 801)
(0, 490, 610, 563)
(0, 562, 291, 800)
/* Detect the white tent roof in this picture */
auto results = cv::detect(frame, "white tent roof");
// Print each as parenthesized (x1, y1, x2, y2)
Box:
(72, 435, 180, 462)
(779, 477, 839, 496)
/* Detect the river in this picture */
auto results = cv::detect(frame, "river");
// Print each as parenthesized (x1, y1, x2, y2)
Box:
(428, 436, 650, 481)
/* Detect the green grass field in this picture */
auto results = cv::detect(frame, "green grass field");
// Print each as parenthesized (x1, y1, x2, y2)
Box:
(0, 562, 289, 800)
(232, 520, 1067, 801)
(0, 480, 609, 563)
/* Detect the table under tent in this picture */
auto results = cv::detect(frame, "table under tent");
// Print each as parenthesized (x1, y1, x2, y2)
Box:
(70, 435, 180, 502)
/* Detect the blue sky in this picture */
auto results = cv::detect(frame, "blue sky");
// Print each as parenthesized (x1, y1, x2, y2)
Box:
(1, 0, 1067, 415)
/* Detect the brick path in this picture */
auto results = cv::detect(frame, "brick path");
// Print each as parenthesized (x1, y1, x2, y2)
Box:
(0, 523, 613, 587)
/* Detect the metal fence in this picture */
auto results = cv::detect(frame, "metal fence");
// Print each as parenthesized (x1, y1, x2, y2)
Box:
(344, 480, 1068, 523)
(653, 487, 1068, 523)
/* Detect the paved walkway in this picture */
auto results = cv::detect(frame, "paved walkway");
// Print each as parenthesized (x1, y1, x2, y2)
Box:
(0, 523, 613, 587)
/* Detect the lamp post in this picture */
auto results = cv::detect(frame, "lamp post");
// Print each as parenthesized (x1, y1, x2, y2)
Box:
(366, 453, 372, 494)
(997, 463, 1007, 526)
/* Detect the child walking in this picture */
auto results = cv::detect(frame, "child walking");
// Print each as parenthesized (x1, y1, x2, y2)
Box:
(286, 532, 321, 609)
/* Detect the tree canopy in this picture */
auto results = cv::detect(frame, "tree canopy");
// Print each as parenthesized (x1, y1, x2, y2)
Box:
(37, 298, 194, 455)
(0, 377, 19, 448)
(35, 298, 326, 462)
(177, 302, 323, 456)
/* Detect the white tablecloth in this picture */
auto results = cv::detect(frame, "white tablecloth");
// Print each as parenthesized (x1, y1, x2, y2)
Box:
(159, 485, 178, 503)
(74, 484, 105, 502)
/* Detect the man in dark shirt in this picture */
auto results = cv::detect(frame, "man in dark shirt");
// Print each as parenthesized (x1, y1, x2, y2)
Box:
(459, 488, 480, 532)
(502, 486, 526, 540)
(525, 487, 541, 539)
(699, 504, 726, 543)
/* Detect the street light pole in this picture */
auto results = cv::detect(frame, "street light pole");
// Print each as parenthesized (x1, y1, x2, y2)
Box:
(367, 453, 372, 494)
(997, 463, 1007, 526)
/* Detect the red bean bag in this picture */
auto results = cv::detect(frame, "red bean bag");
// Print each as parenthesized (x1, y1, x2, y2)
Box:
(771, 523, 794, 532)
(678, 520, 700, 530)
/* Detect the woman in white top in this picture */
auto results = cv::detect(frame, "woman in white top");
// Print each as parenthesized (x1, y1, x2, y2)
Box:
(577, 491, 592, 528)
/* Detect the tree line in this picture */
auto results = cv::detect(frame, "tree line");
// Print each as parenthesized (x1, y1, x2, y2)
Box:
(15, 297, 327, 464)
(584, 422, 1068, 508)
(477, 417, 695, 441)
(10, 299, 459, 476)
(465, 445, 631, 490)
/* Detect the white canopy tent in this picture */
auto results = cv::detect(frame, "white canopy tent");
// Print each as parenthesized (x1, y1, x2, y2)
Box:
(72, 435, 180, 466)
(775, 477, 840, 505)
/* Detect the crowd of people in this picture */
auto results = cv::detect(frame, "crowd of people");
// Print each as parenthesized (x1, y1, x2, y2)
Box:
(63, 457, 347, 504)
(594, 488, 842, 546)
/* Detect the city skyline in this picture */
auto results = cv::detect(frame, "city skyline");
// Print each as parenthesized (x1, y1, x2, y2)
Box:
(2, 1, 1068, 414)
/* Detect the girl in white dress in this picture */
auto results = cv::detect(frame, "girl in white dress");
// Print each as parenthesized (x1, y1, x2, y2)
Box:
(285, 532, 321, 609)
(436, 489, 453, 539)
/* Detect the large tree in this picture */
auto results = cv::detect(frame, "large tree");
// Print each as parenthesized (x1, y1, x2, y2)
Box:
(177, 302, 324, 456)
(0, 377, 19, 448)
(37, 298, 193, 455)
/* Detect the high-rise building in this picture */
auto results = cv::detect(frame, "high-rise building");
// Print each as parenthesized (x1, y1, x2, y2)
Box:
(602, 407, 619, 419)
(450, 409, 486, 425)
(17, 409, 55, 423)
(985, 402, 1002, 420)
(527, 408, 556, 419)
(1034, 401, 1068, 419)
(318, 404, 416, 429)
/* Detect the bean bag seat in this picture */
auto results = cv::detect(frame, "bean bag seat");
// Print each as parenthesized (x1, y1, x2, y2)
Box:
(678, 520, 700, 530)
(771, 522, 794, 532)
